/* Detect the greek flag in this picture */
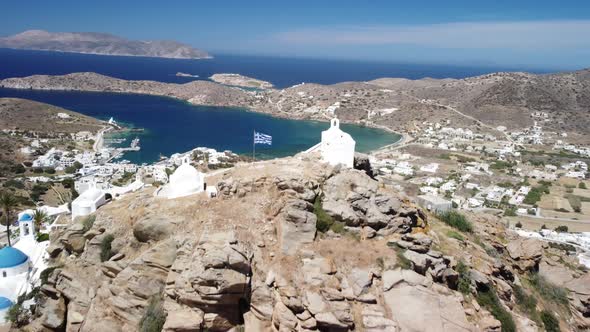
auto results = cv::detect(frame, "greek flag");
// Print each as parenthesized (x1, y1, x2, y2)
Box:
(254, 131, 272, 145)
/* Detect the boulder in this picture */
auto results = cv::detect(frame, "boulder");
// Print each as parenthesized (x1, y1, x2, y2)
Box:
(168, 232, 251, 327)
(348, 268, 373, 296)
(403, 250, 443, 275)
(133, 216, 174, 242)
(384, 284, 473, 331)
(41, 296, 66, 330)
(383, 268, 429, 291)
(354, 152, 374, 178)
(162, 308, 204, 332)
(272, 301, 298, 330)
(506, 238, 544, 271)
(278, 199, 317, 255)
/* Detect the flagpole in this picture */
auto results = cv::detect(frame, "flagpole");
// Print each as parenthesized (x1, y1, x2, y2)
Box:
(252, 130, 255, 161)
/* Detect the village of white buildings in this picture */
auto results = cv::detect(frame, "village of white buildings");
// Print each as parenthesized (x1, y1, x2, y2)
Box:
(2, 111, 590, 322)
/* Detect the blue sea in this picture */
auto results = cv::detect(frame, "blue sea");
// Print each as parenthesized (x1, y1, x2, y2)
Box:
(0, 48, 546, 164)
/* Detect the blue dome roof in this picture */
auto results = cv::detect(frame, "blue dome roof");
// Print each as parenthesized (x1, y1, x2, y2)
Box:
(18, 213, 33, 222)
(0, 297, 12, 310)
(0, 247, 28, 268)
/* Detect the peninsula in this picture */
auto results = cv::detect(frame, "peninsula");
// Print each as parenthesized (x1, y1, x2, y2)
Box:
(0, 30, 211, 59)
(210, 73, 274, 89)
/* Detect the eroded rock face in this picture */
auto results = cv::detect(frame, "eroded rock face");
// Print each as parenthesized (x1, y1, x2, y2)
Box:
(384, 283, 472, 331)
(506, 238, 544, 272)
(322, 169, 426, 234)
(82, 239, 178, 330)
(277, 199, 317, 255)
(166, 232, 252, 330)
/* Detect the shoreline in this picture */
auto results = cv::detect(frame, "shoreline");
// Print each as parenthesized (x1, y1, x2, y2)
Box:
(0, 86, 405, 158)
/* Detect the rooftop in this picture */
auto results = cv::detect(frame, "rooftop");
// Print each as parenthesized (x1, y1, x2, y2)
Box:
(0, 246, 28, 268)
(0, 296, 12, 310)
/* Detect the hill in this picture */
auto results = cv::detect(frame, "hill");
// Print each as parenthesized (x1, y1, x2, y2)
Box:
(0, 98, 104, 178)
(0, 30, 211, 59)
(2, 68, 590, 141)
(14, 155, 590, 331)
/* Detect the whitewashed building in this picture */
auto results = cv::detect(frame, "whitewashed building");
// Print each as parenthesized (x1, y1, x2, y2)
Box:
(158, 158, 205, 199)
(71, 186, 108, 220)
(320, 118, 356, 168)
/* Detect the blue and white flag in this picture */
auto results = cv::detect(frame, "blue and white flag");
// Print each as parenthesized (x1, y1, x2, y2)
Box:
(254, 131, 272, 145)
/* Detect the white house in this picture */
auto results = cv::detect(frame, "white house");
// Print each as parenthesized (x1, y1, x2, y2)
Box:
(71, 186, 108, 220)
(158, 158, 205, 199)
(416, 195, 452, 213)
(320, 118, 356, 168)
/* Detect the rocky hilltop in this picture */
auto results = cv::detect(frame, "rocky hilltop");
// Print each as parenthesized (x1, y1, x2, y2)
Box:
(2, 68, 590, 141)
(16, 155, 590, 331)
(0, 30, 211, 59)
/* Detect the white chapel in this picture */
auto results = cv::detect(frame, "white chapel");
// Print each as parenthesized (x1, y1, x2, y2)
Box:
(158, 157, 205, 199)
(320, 118, 356, 168)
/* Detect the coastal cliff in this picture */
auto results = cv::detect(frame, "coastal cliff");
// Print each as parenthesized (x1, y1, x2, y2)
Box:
(0, 30, 211, 59)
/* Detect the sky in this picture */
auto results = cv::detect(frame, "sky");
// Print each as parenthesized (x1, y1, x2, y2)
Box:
(1, 0, 590, 70)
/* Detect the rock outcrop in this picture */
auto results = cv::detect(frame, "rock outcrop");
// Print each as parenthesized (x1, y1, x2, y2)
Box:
(322, 169, 426, 235)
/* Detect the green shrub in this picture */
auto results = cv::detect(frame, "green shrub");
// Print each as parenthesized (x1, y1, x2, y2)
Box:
(36, 232, 49, 242)
(330, 220, 346, 234)
(3, 179, 25, 189)
(540, 310, 560, 332)
(554, 225, 568, 233)
(579, 182, 587, 189)
(528, 273, 569, 308)
(491, 161, 514, 170)
(456, 260, 471, 294)
(12, 164, 26, 174)
(314, 195, 334, 233)
(513, 285, 539, 323)
(446, 230, 465, 241)
(81, 215, 96, 232)
(139, 294, 167, 332)
(524, 184, 550, 205)
(6, 303, 29, 327)
(394, 249, 412, 269)
(565, 194, 582, 213)
(515, 221, 523, 228)
(100, 234, 115, 262)
(504, 207, 517, 217)
(437, 211, 473, 233)
(40, 266, 61, 285)
(65, 165, 77, 174)
(477, 288, 517, 332)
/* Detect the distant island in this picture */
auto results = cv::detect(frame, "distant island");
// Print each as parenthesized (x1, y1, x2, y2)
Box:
(175, 72, 199, 78)
(0, 30, 211, 59)
(210, 73, 274, 89)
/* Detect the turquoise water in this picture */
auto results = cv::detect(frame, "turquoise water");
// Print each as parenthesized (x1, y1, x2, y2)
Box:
(0, 88, 401, 164)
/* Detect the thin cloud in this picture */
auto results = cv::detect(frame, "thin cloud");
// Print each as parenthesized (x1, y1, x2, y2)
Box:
(275, 21, 590, 49)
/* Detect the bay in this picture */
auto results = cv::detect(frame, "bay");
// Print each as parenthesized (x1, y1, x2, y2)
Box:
(0, 88, 400, 164)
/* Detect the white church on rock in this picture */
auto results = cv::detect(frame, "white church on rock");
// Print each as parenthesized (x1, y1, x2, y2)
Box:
(157, 157, 205, 199)
(319, 118, 356, 168)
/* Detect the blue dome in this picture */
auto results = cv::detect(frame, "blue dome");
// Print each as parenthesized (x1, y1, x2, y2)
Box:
(18, 213, 33, 222)
(0, 247, 28, 268)
(0, 297, 12, 310)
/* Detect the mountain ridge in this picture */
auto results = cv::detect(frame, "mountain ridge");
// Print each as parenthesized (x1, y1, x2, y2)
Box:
(0, 30, 211, 59)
